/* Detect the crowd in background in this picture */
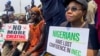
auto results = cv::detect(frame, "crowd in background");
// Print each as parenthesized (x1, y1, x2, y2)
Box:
(0, 0, 100, 56)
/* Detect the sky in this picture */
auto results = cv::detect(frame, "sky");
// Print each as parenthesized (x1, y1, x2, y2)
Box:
(0, 0, 41, 14)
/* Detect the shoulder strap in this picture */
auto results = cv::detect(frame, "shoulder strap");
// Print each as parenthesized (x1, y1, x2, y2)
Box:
(83, 22, 89, 28)
(60, 21, 68, 27)
(60, 21, 89, 28)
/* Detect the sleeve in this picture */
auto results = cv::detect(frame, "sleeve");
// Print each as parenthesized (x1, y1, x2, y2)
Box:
(40, 0, 60, 20)
(88, 25, 99, 50)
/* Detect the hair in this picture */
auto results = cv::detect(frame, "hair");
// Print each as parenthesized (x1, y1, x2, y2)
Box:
(18, 15, 26, 21)
(1, 14, 9, 23)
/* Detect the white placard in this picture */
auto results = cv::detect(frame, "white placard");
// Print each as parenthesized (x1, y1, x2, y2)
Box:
(47, 26, 89, 56)
(4, 24, 29, 41)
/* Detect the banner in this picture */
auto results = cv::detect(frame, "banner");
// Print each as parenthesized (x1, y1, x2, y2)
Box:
(47, 26, 89, 56)
(4, 24, 29, 41)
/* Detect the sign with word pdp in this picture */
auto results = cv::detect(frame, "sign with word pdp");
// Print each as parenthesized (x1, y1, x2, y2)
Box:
(4, 24, 30, 41)
(47, 26, 89, 56)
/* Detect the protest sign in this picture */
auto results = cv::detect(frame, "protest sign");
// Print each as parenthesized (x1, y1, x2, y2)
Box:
(0, 29, 5, 50)
(47, 26, 89, 56)
(4, 24, 29, 41)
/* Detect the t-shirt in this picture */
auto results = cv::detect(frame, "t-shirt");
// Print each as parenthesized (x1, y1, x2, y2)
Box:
(61, 22, 99, 50)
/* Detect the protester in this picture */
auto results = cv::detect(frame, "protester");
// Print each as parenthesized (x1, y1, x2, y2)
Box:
(4, 1, 14, 15)
(0, 0, 99, 56)
(25, 5, 31, 21)
(1, 14, 9, 23)
(17, 15, 27, 53)
(0, 14, 10, 56)
(20, 7, 45, 56)
(60, 0, 99, 56)
(40, 1, 67, 54)
(18, 15, 27, 24)
(1, 14, 13, 56)
(8, 13, 15, 23)
(7, 15, 27, 56)
(40, 0, 66, 26)
(31, 0, 36, 8)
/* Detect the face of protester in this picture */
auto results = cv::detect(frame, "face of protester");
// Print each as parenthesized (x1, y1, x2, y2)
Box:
(18, 16, 26, 24)
(65, 1, 85, 22)
(2, 15, 7, 21)
(30, 11, 38, 22)
(9, 14, 15, 20)
(2, 15, 8, 23)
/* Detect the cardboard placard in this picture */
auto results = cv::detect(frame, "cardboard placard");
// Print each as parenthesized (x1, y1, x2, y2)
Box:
(4, 24, 29, 41)
(47, 26, 89, 56)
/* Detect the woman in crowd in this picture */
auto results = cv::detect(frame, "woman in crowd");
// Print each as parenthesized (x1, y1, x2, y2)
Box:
(60, 0, 99, 56)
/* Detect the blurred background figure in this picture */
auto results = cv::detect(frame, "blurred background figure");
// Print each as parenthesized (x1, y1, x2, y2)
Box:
(31, 0, 36, 8)
(4, 1, 15, 15)
(8, 13, 15, 23)
(18, 15, 27, 24)
(1, 14, 9, 23)
(25, 5, 31, 21)
(86, 0, 97, 25)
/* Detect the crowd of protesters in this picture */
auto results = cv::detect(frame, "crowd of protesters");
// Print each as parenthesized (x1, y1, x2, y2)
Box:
(0, 0, 100, 56)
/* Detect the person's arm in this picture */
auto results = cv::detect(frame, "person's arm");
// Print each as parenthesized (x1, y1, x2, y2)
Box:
(20, 31, 31, 56)
(87, 25, 99, 56)
(87, 49, 98, 56)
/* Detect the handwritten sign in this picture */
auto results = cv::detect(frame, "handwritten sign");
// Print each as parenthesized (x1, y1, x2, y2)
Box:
(4, 24, 29, 41)
(47, 26, 89, 56)
(0, 24, 5, 50)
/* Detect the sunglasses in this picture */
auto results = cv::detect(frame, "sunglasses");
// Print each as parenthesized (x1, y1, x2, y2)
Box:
(65, 6, 82, 12)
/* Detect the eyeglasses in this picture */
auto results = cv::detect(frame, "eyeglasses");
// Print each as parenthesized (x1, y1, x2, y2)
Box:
(65, 6, 82, 12)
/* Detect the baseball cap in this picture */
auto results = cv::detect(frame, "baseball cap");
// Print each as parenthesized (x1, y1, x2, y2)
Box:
(67, 0, 88, 10)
